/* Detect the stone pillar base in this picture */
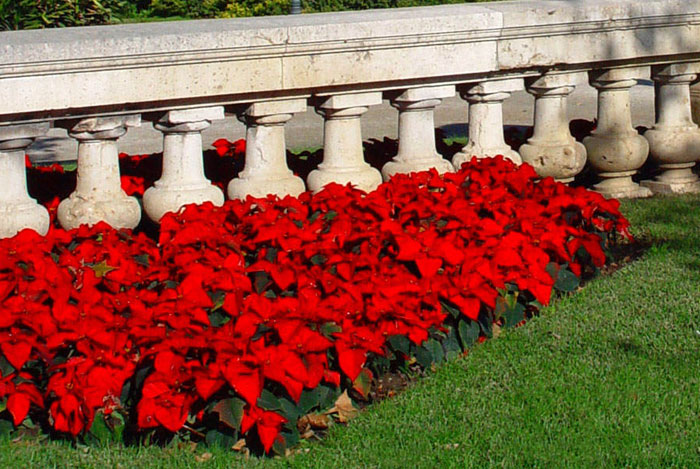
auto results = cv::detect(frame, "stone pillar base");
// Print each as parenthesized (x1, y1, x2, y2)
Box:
(382, 157, 453, 179)
(593, 176, 652, 199)
(307, 164, 382, 193)
(228, 175, 305, 200)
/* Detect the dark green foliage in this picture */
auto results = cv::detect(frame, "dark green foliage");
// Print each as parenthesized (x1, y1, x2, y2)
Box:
(0, 0, 132, 29)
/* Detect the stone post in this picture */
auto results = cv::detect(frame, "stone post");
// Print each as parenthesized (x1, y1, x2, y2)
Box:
(583, 67, 651, 199)
(452, 78, 523, 169)
(228, 99, 307, 200)
(0, 123, 50, 238)
(519, 73, 587, 182)
(691, 82, 700, 126)
(642, 63, 700, 194)
(307, 92, 383, 193)
(143, 107, 225, 222)
(381, 85, 455, 181)
(58, 116, 141, 230)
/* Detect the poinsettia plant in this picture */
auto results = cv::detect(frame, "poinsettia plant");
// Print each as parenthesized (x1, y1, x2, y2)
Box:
(0, 145, 631, 455)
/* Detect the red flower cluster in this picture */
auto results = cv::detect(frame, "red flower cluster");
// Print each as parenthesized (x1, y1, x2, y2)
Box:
(1, 156, 629, 453)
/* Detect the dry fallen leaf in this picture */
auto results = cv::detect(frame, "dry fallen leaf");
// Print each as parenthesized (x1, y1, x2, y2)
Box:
(493, 323, 502, 338)
(194, 452, 213, 463)
(232, 439, 247, 452)
(298, 413, 330, 431)
(324, 390, 359, 423)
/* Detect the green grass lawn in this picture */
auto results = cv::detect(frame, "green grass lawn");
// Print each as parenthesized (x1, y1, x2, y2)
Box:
(1, 193, 698, 468)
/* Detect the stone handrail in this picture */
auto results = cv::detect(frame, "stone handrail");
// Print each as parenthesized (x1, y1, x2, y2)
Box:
(1, 0, 700, 237)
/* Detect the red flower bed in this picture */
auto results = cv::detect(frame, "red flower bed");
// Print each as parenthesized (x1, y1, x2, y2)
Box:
(1, 153, 629, 454)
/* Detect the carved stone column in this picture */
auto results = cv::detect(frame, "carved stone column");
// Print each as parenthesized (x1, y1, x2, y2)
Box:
(519, 73, 586, 182)
(382, 85, 455, 181)
(583, 67, 652, 199)
(452, 78, 523, 169)
(0, 123, 50, 238)
(642, 63, 700, 194)
(58, 116, 141, 230)
(143, 107, 225, 222)
(307, 92, 383, 193)
(228, 99, 307, 200)
(691, 82, 700, 126)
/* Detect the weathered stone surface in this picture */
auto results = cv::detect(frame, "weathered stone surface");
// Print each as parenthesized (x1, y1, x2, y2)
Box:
(58, 116, 141, 230)
(143, 107, 225, 222)
(453, 78, 523, 168)
(0, 124, 50, 238)
(584, 67, 652, 199)
(2, 1, 699, 121)
(519, 73, 586, 182)
(228, 99, 307, 200)
(307, 93, 382, 193)
(382, 85, 455, 180)
(641, 63, 700, 194)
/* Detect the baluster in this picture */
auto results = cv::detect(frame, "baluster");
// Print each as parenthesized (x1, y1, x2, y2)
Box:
(691, 82, 700, 126)
(307, 92, 383, 193)
(452, 78, 523, 169)
(583, 67, 651, 198)
(519, 73, 586, 182)
(58, 116, 141, 230)
(143, 107, 225, 222)
(382, 85, 455, 180)
(228, 99, 307, 200)
(642, 64, 700, 194)
(0, 123, 50, 238)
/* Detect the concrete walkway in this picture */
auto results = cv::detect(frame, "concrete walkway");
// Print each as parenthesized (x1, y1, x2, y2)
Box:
(29, 74, 655, 163)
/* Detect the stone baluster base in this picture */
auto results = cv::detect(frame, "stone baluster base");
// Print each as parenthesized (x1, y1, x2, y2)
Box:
(642, 63, 700, 194)
(519, 73, 586, 183)
(453, 78, 523, 169)
(143, 107, 225, 222)
(583, 67, 652, 199)
(0, 123, 50, 238)
(58, 116, 141, 230)
(382, 85, 455, 180)
(228, 99, 307, 200)
(307, 92, 383, 193)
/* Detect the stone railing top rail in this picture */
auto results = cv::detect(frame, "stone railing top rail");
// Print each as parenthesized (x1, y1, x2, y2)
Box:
(2, 0, 700, 122)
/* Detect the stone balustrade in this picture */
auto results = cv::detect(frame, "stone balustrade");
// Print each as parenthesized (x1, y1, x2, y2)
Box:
(1, 0, 700, 237)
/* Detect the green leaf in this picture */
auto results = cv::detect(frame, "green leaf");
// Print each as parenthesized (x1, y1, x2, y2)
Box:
(133, 254, 149, 267)
(504, 302, 526, 328)
(555, 265, 580, 292)
(208, 309, 230, 328)
(414, 345, 433, 368)
(212, 397, 245, 431)
(424, 339, 444, 364)
(440, 300, 461, 319)
(257, 389, 281, 411)
(206, 429, 237, 449)
(298, 389, 320, 415)
(254, 272, 271, 293)
(443, 326, 462, 355)
(88, 413, 114, 446)
(89, 260, 116, 278)
(279, 397, 300, 422)
(387, 335, 410, 355)
(265, 247, 278, 263)
(458, 319, 480, 349)
(208, 290, 226, 312)
(310, 254, 327, 265)
(324, 210, 338, 221)
(352, 368, 372, 399)
(0, 356, 14, 378)
(320, 322, 342, 338)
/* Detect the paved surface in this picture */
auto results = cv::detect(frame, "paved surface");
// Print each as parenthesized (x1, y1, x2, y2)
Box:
(29, 76, 655, 163)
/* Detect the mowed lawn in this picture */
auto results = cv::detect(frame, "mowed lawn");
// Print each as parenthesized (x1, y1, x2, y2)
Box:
(1, 194, 699, 468)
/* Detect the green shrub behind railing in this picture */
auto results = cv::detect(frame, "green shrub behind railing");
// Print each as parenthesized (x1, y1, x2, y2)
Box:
(0, 0, 498, 29)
